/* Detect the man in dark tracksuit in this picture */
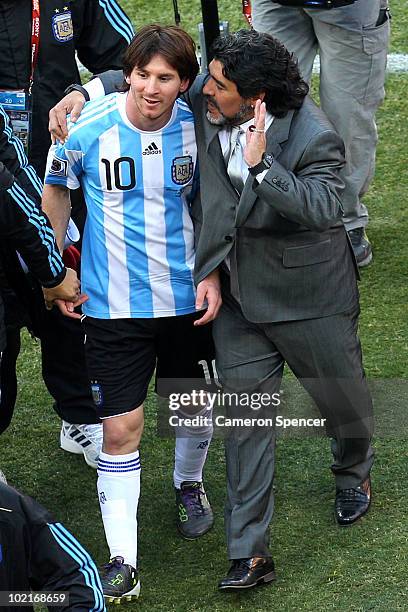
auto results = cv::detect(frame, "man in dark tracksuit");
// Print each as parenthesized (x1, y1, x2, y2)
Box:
(0, 479, 105, 612)
(0, 136, 79, 369)
(0, 1, 134, 466)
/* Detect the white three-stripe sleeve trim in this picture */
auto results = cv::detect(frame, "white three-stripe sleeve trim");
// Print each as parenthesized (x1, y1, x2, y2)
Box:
(48, 523, 105, 612)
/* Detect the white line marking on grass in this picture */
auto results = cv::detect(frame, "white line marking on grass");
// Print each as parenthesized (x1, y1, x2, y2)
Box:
(313, 53, 408, 73)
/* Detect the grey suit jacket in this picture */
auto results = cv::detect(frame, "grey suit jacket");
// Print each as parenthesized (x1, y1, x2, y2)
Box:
(185, 75, 358, 324)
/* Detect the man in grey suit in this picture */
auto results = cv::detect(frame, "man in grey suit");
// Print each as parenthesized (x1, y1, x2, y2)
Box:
(49, 28, 374, 592)
(185, 28, 373, 590)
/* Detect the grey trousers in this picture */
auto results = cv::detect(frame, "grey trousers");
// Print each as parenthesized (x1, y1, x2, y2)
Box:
(213, 288, 374, 559)
(252, 0, 390, 230)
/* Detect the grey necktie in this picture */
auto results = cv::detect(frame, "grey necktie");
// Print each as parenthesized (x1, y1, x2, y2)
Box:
(225, 126, 244, 194)
(224, 126, 243, 302)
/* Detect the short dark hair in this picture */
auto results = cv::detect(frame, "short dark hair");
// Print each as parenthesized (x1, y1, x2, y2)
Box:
(210, 29, 309, 117)
(122, 24, 199, 92)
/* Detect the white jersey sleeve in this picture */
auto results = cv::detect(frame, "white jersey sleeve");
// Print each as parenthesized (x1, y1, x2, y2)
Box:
(44, 140, 83, 190)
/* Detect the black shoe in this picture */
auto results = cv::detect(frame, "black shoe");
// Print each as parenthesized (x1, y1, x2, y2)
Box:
(100, 556, 140, 604)
(175, 481, 214, 540)
(218, 557, 276, 591)
(335, 477, 371, 526)
(348, 228, 373, 268)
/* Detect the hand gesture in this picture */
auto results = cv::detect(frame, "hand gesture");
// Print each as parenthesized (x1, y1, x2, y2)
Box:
(244, 99, 267, 168)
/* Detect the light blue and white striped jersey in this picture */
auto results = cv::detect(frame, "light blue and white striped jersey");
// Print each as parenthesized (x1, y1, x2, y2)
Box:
(45, 92, 198, 319)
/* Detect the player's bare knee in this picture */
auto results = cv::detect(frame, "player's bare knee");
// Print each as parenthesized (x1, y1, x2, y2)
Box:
(102, 406, 144, 454)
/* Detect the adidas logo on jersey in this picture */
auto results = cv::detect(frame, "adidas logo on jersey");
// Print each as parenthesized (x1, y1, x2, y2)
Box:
(142, 142, 161, 155)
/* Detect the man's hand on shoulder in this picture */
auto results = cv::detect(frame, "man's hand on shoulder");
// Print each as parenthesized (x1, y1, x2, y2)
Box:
(194, 269, 222, 326)
(49, 91, 86, 144)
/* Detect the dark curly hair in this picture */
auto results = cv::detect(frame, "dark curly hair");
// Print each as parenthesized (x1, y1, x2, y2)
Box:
(210, 29, 309, 117)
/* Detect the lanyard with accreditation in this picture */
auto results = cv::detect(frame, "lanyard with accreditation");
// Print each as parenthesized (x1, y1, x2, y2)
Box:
(0, 0, 40, 154)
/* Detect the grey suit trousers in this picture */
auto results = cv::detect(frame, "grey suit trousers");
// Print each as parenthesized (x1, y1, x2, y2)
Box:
(252, 0, 390, 230)
(213, 280, 374, 559)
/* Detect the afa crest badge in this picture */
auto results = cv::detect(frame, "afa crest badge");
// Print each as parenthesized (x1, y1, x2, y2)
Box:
(91, 382, 104, 408)
(49, 156, 68, 177)
(52, 8, 74, 43)
(171, 155, 193, 185)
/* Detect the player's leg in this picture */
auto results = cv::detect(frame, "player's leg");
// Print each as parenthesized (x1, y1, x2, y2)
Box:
(156, 312, 215, 539)
(41, 305, 102, 468)
(97, 409, 143, 603)
(83, 316, 156, 603)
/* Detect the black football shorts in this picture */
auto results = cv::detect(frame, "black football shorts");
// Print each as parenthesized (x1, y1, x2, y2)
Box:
(83, 313, 215, 418)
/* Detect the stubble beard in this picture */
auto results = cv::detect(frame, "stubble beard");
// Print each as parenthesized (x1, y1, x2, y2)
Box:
(205, 98, 254, 126)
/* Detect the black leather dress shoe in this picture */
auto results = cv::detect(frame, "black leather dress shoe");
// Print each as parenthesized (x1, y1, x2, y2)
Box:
(335, 477, 371, 526)
(218, 556, 276, 591)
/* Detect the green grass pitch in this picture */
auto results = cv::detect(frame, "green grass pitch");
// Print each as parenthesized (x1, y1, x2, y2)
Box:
(1, 1, 407, 610)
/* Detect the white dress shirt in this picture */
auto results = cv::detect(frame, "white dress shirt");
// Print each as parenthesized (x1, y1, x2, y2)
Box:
(218, 112, 274, 185)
